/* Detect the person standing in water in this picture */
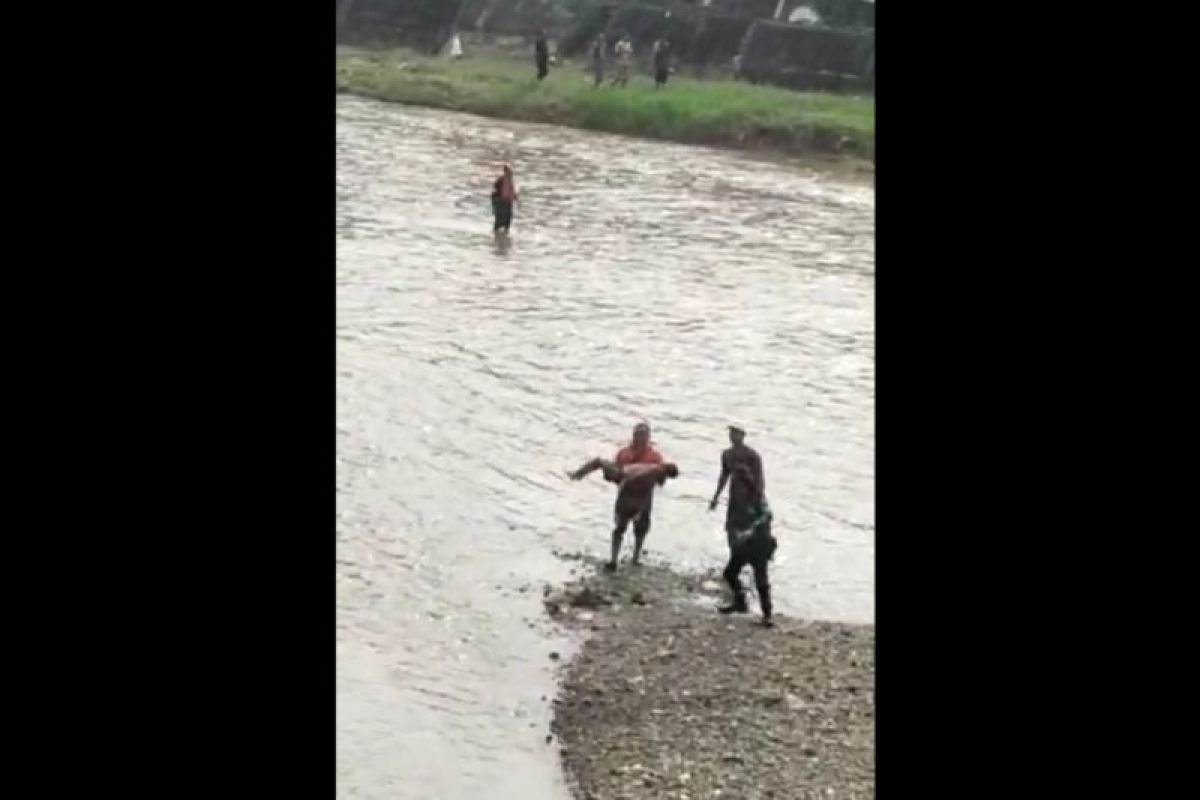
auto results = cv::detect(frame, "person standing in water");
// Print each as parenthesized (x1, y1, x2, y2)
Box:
(569, 458, 680, 571)
(719, 464, 776, 627)
(491, 164, 517, 237)
(590, 34, 607, 87)
(708, 424, 765, 552)
(535, 29, 550, 81)
(570, 422, 665, 571)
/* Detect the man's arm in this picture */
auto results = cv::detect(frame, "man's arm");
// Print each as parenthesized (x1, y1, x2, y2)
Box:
(708, 453, 730, 511)
(752, 451, 765, 497)
(620, 463, 677, 491)
(619, 465, 661, 491)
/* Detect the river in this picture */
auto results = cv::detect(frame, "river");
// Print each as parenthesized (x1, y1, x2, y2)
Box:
(336, 96, 874, 800)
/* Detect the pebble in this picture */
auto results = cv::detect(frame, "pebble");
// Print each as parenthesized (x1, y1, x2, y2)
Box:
(549, 651, 560, 661)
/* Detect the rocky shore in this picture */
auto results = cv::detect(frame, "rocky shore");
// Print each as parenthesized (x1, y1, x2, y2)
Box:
(544, 554, 874, 800)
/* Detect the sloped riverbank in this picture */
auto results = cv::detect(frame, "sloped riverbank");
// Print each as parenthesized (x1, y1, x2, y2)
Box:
(336, 47, 874, 173)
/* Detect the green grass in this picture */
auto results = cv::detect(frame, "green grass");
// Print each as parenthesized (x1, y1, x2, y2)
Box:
(336, 47, 874, 161)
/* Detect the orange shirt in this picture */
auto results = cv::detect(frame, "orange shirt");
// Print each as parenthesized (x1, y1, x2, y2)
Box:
(616, 443, 663, 466)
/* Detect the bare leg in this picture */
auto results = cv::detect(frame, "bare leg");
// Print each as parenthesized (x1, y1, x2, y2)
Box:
(630, 501, 652, 565)
(608, 513, 631, 571)
(569, 457, 617, 481)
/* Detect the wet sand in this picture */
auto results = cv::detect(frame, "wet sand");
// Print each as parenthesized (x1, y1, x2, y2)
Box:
(546, 555, 874, 800)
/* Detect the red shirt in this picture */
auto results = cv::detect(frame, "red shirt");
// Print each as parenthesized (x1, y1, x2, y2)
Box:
(616, 443, 663, 466)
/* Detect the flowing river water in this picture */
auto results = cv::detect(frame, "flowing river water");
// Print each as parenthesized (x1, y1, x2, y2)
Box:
(336, 96, 874, 800)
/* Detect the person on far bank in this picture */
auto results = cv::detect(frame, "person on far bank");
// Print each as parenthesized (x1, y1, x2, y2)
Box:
(652, 38, 672, 88)
(535, 29, 550, 81)
(708, 424, 765, 552)
(612, 34, 633, 86)
(491, 164, 517, 237)
(590, 34, 607, 87)
(447, 30, 464, 60)
(719, 464, 777, 627)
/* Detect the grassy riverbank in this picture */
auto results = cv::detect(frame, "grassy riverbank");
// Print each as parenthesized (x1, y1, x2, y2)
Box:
(336, 47, 874, 165)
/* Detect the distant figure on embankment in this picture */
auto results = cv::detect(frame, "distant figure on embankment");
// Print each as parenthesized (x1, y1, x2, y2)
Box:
(613, 34, 633, 87)
(447, 31, 464, 60)
(535, 29, 550, 81)
(590, 35, 607, 87)
(652, 38, 672, 88)
(491, 164, 517, 238)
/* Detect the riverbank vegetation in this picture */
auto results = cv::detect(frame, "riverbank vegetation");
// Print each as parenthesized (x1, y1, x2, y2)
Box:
(336, 46, 874, 164)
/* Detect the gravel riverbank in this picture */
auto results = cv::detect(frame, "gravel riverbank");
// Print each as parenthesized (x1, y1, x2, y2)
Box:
(544, 554, 874, 800)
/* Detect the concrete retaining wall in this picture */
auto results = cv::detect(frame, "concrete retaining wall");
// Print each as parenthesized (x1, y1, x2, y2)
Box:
(454, 0, 576, 37)
(337, 0, 464, 51)
(739, 19, 872, 91)
(691, 14, 755, 67)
